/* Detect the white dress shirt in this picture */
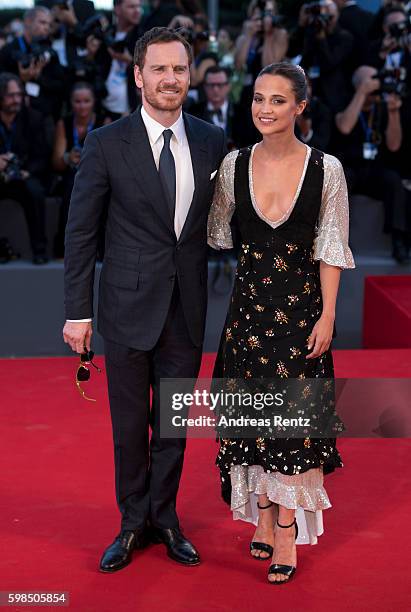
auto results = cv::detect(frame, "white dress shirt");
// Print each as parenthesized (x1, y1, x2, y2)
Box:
(67, 105, 195, 323)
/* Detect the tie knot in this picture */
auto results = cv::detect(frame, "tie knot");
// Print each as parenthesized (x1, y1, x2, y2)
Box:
(163, 129, 173, 146)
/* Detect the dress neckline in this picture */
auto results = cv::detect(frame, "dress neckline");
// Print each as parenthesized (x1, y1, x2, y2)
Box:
(248, 143, 312, 230)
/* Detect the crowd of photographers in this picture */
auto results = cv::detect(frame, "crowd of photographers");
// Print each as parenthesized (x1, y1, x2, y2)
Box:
(0, 0, 411, 264)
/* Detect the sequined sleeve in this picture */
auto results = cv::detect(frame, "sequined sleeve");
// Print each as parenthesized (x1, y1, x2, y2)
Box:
(207, 150, 238, 250)
(313, 154, 355, 269)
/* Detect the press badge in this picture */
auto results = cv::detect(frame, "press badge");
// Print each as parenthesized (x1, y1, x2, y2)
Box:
(363, 142, 378, 160)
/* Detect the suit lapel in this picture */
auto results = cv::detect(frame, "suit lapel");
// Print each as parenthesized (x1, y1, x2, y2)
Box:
(119, 109, 175, 237)
(178, 113, 209, 243)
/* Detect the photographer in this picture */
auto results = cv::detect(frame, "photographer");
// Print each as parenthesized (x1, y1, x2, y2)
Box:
(334, 0, 373, 66)
(52, 81, 108, 257)
(334, 65, 409, 263)
(366, 6, 411, 79)
(98, 0, 143, 119)
(47, 0, 95, 79)
(0, 7, 65, 120)
(234, 0, 288, 146)
(0, 73, 49, 264)
(298, 0, 354, 112)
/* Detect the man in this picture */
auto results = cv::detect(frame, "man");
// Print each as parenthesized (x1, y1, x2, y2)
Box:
(0, 7, 64, 120)
(298, 0, 354, 112)
(0, 73, 49, 264)
(335, 0, 373, 66)
(63, 27, 225, 572)
(191, 65, 238, 149)
(99, 0, 144, 119)
(333, 65, 409, 262)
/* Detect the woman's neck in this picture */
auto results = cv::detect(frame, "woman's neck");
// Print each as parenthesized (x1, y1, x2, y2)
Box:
(75, 112, 94, 127)
(258, 129, 305, 161)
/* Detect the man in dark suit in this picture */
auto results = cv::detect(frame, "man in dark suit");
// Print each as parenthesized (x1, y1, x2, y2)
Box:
(63, 27, 225, 572)
(190, 65, 239, 150)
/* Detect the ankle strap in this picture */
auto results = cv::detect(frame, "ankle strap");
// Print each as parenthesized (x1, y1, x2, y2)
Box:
(257, 501, 274, 510)
(276, 518, 296, 529)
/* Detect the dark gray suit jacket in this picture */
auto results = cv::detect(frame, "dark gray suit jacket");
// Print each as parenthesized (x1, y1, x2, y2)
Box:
(64, 108, 226, 350)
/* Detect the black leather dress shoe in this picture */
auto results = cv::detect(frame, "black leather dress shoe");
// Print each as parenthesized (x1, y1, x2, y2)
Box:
(151, 527, 200, 566)
(99, 529, 150, 573)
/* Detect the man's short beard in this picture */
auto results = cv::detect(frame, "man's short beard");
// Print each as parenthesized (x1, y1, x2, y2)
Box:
(143, 87, 187, 112)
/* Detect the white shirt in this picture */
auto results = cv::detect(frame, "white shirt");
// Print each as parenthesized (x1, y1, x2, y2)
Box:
(207, 100, 228, 132)
(102, 32, 129, 115)
(140, 105, 194, 238)
(68, 105, 195, 323)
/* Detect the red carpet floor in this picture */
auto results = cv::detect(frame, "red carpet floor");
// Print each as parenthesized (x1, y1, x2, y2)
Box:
(0, 350, 410, 611)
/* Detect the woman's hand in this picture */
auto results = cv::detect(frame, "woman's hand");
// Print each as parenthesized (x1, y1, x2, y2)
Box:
(306, 312, 334, 359)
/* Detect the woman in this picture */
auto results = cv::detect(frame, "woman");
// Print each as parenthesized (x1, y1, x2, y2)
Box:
(234, 0, 288, 146)
(52, 82, 108, 257)
(208, 62, 355, 584)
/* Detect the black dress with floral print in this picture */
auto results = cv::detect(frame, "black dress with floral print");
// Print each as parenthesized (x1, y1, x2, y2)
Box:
(212, 146, 343, 504)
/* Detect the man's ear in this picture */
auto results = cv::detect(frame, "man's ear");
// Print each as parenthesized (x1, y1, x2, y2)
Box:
(134, 65, 143, 89)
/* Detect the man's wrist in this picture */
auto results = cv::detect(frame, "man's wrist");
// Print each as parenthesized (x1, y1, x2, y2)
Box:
(66, 319, 92, 323)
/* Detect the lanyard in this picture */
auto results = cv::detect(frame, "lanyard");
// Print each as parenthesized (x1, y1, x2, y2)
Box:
(73, 119, 94, 148)
(359, 106, 374, 143)
(0, 122, 15, 152)
(17, 36, 28, 53)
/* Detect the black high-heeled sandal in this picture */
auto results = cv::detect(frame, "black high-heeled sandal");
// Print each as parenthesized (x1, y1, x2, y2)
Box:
(249, 501, 274, 561)
(268, 518, 298, 584)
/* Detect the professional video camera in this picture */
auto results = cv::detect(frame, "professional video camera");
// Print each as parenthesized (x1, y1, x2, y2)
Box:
(0, 154, 24, 183)
(305, 1, 332, 31)
(11, 39, 56, 69)
(377, 66, 408, 96)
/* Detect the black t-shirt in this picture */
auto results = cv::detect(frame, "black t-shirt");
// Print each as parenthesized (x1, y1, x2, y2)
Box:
(332, 100, 388, 166)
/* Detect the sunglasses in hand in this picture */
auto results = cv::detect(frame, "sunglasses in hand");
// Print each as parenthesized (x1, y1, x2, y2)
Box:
(76, 348, 102, 402)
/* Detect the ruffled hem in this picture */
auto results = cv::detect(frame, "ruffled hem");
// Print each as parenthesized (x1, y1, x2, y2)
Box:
(229, 465, 332, 545)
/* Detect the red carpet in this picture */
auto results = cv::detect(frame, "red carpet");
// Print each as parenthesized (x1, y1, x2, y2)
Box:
(0, 351, 410, 611)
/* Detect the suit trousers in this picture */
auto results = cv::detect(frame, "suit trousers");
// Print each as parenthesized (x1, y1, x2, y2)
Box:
(104, 280, 203, 531)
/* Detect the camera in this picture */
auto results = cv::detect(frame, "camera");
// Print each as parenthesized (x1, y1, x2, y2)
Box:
(376, 67, 408, 97)
(11, 39, 55, 69)
(305, 1, 332, 31)
(1, 154, 24, 183)
(79, 14, 127, 53)
(387, 17, 411, 44)
(263, 12, 284, 28)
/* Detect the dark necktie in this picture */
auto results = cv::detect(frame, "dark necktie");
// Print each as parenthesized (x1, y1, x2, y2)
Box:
(158, 129, 176, 222)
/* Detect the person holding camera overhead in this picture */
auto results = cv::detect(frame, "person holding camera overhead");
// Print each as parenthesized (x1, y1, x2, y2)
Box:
(0, 7, 64, 120)
(333, 65, 409, 263)
(234, 0, 289, 146)
(90, 0, 143, 121)
(0, 73, 49, 264)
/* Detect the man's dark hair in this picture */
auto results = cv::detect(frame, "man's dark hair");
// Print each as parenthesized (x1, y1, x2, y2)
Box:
(204, 65, 231, 81)
(0, 72, 24, 104)
(133, 27, 193, 69)
(258, 62, 308, 103)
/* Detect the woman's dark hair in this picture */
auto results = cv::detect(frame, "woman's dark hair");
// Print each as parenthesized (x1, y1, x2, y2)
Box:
(70, 81, 95, 99)
(134, 27, 193, 69)
(257, 62, 308, 103)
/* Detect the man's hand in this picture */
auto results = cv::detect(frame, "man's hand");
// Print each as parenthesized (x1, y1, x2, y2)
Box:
(108, 47, 132, 65)
(53, 4, 78, 28)
(0, 152, 13, 173)
(63, 321, 92, 353)
(18, 58, 47, 83)
(386, 92, 402, 112)
(358, 75, 380, 96)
